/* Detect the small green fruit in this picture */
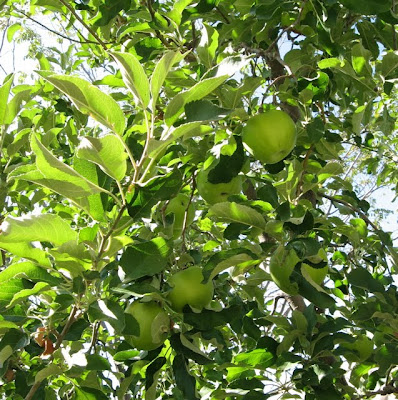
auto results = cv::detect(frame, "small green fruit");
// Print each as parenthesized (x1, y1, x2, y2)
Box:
(125, 301, 170, 351)
(242, 110, 296, 164)
(168, 266, 214, 312)
(165, 193, 195, 239)
(196, 167, 242, 204)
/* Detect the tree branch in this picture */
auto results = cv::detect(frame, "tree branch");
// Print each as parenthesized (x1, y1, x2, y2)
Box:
(320, 193, 379, 232)
(13, 8, 103, 45)
(58, 0, 109, 50)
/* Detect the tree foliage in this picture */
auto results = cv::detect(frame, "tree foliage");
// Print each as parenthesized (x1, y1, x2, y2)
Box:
(0, 0, 398, 399)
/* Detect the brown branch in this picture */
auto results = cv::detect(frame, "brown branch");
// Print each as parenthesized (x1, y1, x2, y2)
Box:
(25, 381, 42, 400)
(95, 204, 127, 265)
(58, 0, 109, 50)
(145, 0, 170, 47)
(54, 305, 79, 350)
(181, 174, 196, 252)
(25, 305, 79, 400)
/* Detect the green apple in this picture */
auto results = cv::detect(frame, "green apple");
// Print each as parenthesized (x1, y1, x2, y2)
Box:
(125, 301, 170, 351)
(242, 110, 296, 164)
(165, 193, 195, 239)
(168, 266, 214, 312)
(196, 167, 242, 204)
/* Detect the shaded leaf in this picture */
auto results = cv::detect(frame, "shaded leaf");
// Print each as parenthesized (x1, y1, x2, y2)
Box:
(119, 238, 171, 280)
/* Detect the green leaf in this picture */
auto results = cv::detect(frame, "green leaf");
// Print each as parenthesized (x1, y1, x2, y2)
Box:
(127, 169, 183, 219)
(4, 88, 32, 125)
(37, 71, 126, 135)
(0, 213, 77, 246)
(185, 100, 231, 122)
(378, 51, 398, 79)
(119, 238, 171, 281)
(203, 248, 258, 281)
(169, 334, 212, 365)
(72, 157, 107, 222)
(0, 321, 19, 334)
(75, 387, 108, 400)
(145, 357, 166, 398)
(8, 282, 51, 308)
(6, 23, 21, 42)
(111, 51, 150, 108)
(91, 0, 130, 26)
(234, 348, 276, 369)
(151, 122, 213, 159)
(197, 24, 219, 68)
(88, 299, 125, 334)
(0, 262, 61, 286)
(172, 354, 199, 400)
(340, 0, 391, 14)
(0, 241, 50, 267)
(183, 305, 244, 330)
(347, 268, 384, 293)
(307, 117, 325, 143)
(76, 135, 127, 181)
(208, 202, 266, 230)
(9, 134, 113, 219)
(165, 75, 229, 126)
(0, 279, 26, 309)
(151, 50, 184, 110)
(0, 74, 13, 125)
(168, 0, 194, 24)
(269, 245, 300, 295)
(86, 354, 111, 371)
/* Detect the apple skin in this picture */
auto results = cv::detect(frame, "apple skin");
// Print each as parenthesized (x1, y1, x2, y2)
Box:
(196, 168, 242, 204)
(165, 194, 195, 239)
(168, 266, 214, 312)
(242, 110, 296, 164)
(125, 301, 170, 351)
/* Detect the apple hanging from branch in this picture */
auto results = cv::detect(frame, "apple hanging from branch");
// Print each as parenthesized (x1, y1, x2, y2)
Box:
(167, 266, 214, 312)
(125, 301, 170, 351)
(242, 109, 297, 164)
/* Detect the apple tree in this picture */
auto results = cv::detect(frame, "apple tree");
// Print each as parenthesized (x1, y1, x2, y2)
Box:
(0, 0, 398, 399)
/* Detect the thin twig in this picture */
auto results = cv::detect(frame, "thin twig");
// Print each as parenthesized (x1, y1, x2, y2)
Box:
(55, 305, 79, 349)
(13, 8, 102, 45)
(181, 174, 196, 252)
(25, 382, 42, 400)
(25, 305, 79, 400)
(215, 6, 230, 24)
(145, 0, 169, 47)
(0, 19, 10, 57)
(96, 204, 127, 264)
(320, 193, 379, 232)
(58, 0, 109, 50)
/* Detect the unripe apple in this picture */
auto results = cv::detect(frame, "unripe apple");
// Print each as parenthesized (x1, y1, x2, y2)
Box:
(196, 167, 242, 204)
(242, 110, 297, 164)
(165, 193, 195, 239)
(125, 301, 170, 351)
(168, 266, 214, 312)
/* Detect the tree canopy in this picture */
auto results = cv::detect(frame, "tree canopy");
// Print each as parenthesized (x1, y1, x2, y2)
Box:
(0, 0, 398, 399)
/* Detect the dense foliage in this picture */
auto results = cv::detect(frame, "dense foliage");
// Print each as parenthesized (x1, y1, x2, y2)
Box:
(0, 0, 398, 399)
